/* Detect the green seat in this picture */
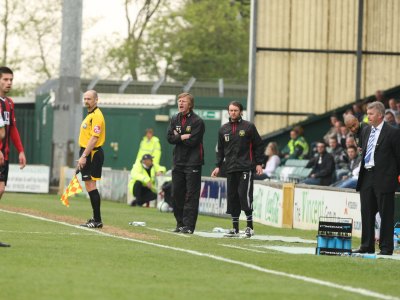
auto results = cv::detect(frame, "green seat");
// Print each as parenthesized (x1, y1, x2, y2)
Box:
(285, 159, 309, 167)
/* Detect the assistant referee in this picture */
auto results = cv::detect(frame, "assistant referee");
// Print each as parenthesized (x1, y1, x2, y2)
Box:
(77, 90, 106, 228)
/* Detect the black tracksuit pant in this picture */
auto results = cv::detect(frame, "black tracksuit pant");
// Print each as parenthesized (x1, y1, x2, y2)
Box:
(172, 165, 202, 231)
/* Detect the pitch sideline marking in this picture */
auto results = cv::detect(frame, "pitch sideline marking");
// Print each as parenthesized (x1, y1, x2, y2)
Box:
(0, 209, 398, 300)
(0, 229, 96, 236)
(220, 244, 268, 254)
(147, 227, 191, 237)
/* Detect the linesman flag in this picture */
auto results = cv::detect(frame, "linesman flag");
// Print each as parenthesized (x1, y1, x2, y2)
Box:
(60, 175, 83, 207)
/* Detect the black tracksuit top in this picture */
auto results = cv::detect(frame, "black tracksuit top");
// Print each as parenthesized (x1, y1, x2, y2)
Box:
(167, 111, 205, 167)
(216, 117, 264, 173)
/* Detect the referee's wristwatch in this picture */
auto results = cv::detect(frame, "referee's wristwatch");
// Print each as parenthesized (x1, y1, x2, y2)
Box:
(81, 153, 87, 158)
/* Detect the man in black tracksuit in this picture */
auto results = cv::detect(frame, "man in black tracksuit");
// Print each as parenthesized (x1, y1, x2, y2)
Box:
(211, 101, 263, 238)
(167, 92, 205, 234)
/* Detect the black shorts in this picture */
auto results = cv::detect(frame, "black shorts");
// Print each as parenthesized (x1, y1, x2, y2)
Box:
(79, 147, 104, 181)
(0, 161, 9, 185)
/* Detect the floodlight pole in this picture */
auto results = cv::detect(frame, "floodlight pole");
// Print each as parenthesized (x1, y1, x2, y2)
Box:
(247, 0, 257, 122)
(51, 0, 83, 185)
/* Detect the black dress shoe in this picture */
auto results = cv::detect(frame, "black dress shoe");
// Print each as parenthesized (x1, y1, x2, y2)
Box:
(352, 248, 374, 254)
(377, 251, 393, 256)
(0, 241, 11, 247)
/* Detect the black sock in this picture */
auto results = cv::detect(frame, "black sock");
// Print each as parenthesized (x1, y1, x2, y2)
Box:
(245, 210, 253, 229)
(232, 216, 239, 233)
(89, 189, 101, 222)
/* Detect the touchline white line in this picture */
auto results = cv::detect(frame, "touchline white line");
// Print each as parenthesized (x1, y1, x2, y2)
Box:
(220, 243, 268, 254)
(0, 208, 398, 300)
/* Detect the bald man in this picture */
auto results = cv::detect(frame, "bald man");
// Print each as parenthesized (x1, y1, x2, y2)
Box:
(78, 90, 106, 228)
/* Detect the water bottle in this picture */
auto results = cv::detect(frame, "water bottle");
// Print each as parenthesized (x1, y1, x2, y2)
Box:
(212, 227, 226, 233)
(129, 221, 146, 226)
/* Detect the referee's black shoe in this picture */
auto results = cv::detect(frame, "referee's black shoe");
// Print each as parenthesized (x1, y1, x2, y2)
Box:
(80, 220, 103, 228)
(0, 241, 10, 247)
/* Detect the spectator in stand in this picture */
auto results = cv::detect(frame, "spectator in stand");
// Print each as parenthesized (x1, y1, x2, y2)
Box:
(386, 98, 398, 117)
(302, 141, 335, 186)
(323, 115, 339, 144)
(395, 113, 400, 128)
(281, 129, 309, 161)
(331, 145, 361, 189)
(396, 101, 400, 114)
(375, 90, 385, 105)
(328, 136, 349, 180)
(344, 114, 369, 147)
(360, 102, 369, 123)
(338, 124, 350, 149)
(254, 142, 281, 180)
(345, 136, 357, 149)
(353, 102, 364, 122)
(384, 111, 398, 128)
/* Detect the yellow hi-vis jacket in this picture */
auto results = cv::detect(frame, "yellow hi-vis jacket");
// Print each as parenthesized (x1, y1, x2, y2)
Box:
(128, 162, 166, 195)
(135, 136, 162, 165)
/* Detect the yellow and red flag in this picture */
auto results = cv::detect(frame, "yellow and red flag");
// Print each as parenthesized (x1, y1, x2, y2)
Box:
(60, 175, 83, 207)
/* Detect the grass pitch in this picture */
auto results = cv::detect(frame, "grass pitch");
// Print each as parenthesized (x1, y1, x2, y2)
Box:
(0, 193, 399, 300)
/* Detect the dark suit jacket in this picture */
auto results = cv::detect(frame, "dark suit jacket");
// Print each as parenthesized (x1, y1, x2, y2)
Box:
(356, 122, 400, 192)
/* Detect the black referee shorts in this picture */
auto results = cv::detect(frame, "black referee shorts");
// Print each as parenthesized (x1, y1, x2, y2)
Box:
(79, 147, 104, 181)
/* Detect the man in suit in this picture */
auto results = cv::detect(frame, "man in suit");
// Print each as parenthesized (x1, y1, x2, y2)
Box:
(354, 101, 400, 255)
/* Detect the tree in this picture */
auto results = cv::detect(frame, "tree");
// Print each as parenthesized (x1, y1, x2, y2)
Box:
(0, 0, 62, 90)
(0, 0, 20, 66)
(18, 0, 62, 81)
(143, 0, 250, 83)
(108, 0, 164, 80)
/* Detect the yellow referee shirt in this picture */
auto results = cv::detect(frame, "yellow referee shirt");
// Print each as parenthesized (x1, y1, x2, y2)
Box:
(79, 107, 106, 148)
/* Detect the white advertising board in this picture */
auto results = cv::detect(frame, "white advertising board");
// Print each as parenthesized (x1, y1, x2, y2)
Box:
(253, 183, 283, 228)
(293, 188, 362, 237)
(7, 164, 50, 193)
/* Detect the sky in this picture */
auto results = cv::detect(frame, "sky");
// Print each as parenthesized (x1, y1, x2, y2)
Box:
(82, 0, 128, 39)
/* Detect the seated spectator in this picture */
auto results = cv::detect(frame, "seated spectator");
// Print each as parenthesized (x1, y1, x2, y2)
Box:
(352, 102, 364, 122)
(386, 98, 398, 117)
(384, 111, 398, 128)
(323, 115, 339, 144)
(396, 113, 400, 128)
(128, 154, 166, 206)
(331, 146, 361, 189)
(375, 89, 385, 104)
(345, 136, 357, 149)
(327, 136, 348, 180)
(302, 141, 335, 186)
(281, 128, 309, 161)
(255, 142, 281, 180)
(344, 114, 369, 147)
(338, 124, 350, 149)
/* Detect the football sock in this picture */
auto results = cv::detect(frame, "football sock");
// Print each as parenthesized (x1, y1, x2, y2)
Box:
(89, 189, 102, 222)
(232, 216, 239, 233)
(245, 210, 253, 229)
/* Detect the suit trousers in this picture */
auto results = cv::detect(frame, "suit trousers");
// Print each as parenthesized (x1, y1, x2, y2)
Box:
(359, 169, 395, 253)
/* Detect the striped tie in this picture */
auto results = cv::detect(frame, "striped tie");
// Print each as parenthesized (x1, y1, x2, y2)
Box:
(364, 127, 376, 164)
